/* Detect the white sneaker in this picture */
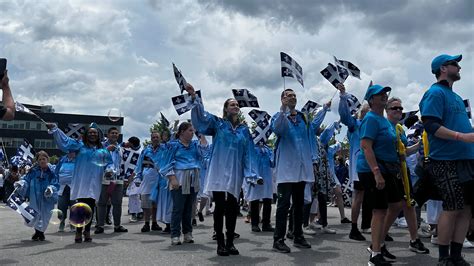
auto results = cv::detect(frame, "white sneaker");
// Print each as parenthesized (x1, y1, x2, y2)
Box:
(183, 233, 194, 243)
(129, 216, 138, 223)
(418, 226, 433, 238)
(463, 238, 474, 249)
(303, 226, 317, 235)
(321, 226, 336, 234)
(309, 221, 322, 230)
(171, 236, 182, 245)
(396, 217, 408, 228)
(361, 228, 371, 234)
(431, 235, 438, 245)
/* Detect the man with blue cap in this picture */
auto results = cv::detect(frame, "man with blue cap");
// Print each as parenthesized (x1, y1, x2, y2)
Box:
(419, 54, 474, 265)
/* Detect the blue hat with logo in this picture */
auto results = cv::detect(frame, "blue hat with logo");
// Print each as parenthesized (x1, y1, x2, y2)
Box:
(364, 84, 391, 101)
(431, 54, 462, 74)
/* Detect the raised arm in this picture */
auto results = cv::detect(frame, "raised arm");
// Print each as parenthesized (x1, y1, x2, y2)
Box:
(1, 70, 15, 121)
(46, 123, 82, 152)
(337, 84, 357, 132)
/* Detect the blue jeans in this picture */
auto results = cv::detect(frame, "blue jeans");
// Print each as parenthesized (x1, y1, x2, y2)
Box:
(171, 187, 196, 238)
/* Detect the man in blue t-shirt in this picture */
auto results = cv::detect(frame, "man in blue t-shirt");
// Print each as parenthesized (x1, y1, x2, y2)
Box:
(419, 54, 474, 265)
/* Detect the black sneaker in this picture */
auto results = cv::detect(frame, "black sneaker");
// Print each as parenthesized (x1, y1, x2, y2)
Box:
(381, 244, 396, 262)
(226, 243, 240, 255)
(349, 229, 366, 241)
(437, 257, 453, 266)
(162, 224, 171, 234)
(341, 218, 351, 224)
(38, 232, 45, 241)
(451, 256, 470, 266)
(367, 245, 396, 262)
(94, 226, 104, 234)
(251, 225, 261, 232)
(192, 219, 197, 226)
(286, 231, 294, 240)
(233, 232, 240, 239)
(293, 237, 311, 249)
(32, 231, 40, 241)
(409, 239, 429, 254)
(385, 234, 394, 242)
(273, 239, 291, 253)
(198, 212, 204, 222)
(151, 223, 162, 231)
(369, 254, 392, 265)
(114, 226, 128, 233)
(141, 223, 150, 233)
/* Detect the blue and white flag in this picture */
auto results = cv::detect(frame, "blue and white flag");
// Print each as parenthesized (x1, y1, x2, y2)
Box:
(281, 52, 304, 87)
(464, 99, 472, 119)
(320, 63, 348, 88)
(12, 139, 36, 165)
(120, 147, 142, 179)
(301, 100, 321, 115)
(248, 109, 271, 127)
(64, 123, 86, 140)
(334, 56, 361, 79)
(15, 102, 35, 115)
(173, 63, 188, 94)
(400, 110, 419, 127)
(160, 112, 170, 128)
(232, 89, 259, 108)
(7, 190, 39, 226)
(346, 93, 362, 116)
(251, 122, 272, 145)
(171, 90, 202, 115)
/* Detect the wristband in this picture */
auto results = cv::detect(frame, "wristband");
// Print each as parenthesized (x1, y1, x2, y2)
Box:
(455, 132, 460, 141)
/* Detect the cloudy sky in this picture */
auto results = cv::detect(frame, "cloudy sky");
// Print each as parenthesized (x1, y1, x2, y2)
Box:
(1, 0, 473, 142)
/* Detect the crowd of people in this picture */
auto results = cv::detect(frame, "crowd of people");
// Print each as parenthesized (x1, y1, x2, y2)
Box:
(1, 54, 473, 266)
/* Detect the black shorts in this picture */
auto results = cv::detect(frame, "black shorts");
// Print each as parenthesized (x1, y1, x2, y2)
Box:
(353, 181, 364, 191)
(358, 171, 404, 210)
(430, 160, 474, 212)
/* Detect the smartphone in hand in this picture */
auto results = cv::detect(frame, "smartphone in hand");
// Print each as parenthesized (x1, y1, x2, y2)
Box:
(0, 58, 7, 80)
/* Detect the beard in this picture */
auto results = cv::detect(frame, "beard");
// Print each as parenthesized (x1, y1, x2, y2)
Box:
(448, 71, 461, 82)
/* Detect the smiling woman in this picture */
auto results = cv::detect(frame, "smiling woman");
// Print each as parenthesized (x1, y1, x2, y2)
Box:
(185, 82, 256, 256)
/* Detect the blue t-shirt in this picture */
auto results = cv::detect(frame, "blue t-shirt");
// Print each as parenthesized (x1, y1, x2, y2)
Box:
(419, 83, 474, 160)
(357, 111, 398, 173)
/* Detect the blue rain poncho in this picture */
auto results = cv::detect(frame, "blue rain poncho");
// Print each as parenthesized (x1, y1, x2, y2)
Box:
(243, 144, 274, 202)
(271, 108, 326, 184)
(191, 99, 256, 198)
(18, 165, 59, 232)
(338, 93, 362, 185)
(49, 126, 110, 200)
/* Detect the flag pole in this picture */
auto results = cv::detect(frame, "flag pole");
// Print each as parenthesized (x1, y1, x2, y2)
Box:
(0, 138, 9, 167)
(283, 77, 286, 90)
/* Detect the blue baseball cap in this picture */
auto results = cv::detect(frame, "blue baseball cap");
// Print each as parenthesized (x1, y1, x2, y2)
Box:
(364, 84, 391, 101)
(431, 54, 462, 74)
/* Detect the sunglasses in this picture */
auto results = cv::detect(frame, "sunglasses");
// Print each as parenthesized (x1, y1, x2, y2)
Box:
(389, 106, 403, 111)
(442, 60, 460, 68)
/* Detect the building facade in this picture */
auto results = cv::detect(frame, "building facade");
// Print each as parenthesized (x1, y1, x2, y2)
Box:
(0, 104, 123, 160)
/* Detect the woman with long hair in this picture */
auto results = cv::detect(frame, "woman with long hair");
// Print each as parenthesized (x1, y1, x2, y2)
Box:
(47, 122, 110, 243)
(185, 83, 255, 256)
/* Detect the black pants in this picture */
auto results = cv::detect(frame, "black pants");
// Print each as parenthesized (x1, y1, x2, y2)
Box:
(213, 192, 239, 241)
(318, 192, 328, 227)
(250, 198, 272, 226)
(75, 198, 96, 233)
(274, 181, 305, 241)
(288, 201, 312, 230)
(361, 188, 373, 230)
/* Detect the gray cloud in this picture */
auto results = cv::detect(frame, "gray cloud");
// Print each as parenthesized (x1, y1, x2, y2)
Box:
(198, 0, 473, 47)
